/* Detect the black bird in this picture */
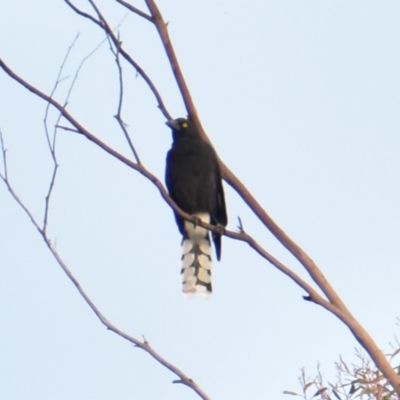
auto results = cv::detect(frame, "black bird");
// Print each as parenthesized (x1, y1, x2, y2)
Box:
(165, 118, 227, 298)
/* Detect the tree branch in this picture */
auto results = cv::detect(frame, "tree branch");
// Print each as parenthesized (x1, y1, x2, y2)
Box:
(116, 0, 153, 22)
(0, 127, 211, 400)
(64, 0, 172, 120)
(109, 31, 142, 163)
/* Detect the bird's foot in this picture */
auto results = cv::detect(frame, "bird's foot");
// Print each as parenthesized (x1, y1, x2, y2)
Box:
(214, 223, 226, 236)
(191, 214, 201, 228)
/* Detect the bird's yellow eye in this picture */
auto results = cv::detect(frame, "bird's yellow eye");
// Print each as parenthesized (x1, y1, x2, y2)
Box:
(182, 122, 188, 128)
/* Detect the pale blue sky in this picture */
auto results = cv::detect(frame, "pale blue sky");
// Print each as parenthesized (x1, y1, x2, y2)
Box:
(1, 1, 400, 399)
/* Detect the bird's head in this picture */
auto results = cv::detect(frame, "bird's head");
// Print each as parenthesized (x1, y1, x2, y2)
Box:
(166, 118, 200, 141)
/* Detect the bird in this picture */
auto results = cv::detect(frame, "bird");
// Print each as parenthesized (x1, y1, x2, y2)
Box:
(165, 117, 227, 298)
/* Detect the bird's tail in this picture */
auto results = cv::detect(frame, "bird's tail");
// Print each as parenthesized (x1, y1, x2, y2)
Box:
(180, 213, 213, 298)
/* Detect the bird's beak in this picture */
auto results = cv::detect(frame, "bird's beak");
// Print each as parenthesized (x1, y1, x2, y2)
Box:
(166, 119, 180, 130)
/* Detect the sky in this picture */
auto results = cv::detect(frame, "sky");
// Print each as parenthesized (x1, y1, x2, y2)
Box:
(1, 1, 400, 399)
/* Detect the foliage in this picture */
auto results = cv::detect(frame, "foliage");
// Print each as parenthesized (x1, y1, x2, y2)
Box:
(285, 338, 400, 400)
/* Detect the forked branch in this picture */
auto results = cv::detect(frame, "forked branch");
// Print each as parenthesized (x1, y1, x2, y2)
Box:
(0, 123, 211, 400)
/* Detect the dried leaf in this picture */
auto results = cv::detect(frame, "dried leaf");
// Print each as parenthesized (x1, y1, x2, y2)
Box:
(312, 387, 327, 398)
(390, 347, 400, 359)
(340, 357, 350, 374)
(304, 382, 314, 392)
(282, 390, 301, 396)
(349, 382, 361, 395)
(332, 389, 342, 400)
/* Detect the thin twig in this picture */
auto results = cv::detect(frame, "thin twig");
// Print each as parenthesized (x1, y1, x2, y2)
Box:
(43, 33, 80, 155)
(0, 129, 8, 180)
(64, 0, 102, 27)
(237, 216, 244, 233)
(42, 27, 105, 233)
(66, 32, 108, 102)
(65, 0, 171, 120)
(111, 31, 141, 163)
(42, 35, 81, 232)
(61, 7, 140, 164)
(116, 0, 153, 22)
(0, 138, 42, 235)
(43, 165, 58, 233)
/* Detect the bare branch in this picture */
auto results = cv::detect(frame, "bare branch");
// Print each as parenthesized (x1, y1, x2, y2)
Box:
(0, 129, 8, 180)
(43, 163, 58, 234)
(65, 0, 172, 120)
(0, 126, 211, 400)
(145, 0, 197, 120)
(41, 35, 81, 232)
(42, 30, 105, 232)
(44, 237, 211, 400)
(111, 32, 142, 163)
(0, 135, 43, 235)
(56, 125, 80, 133)
(64, 0, 102, 27)
(116, 0, 153, 22)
